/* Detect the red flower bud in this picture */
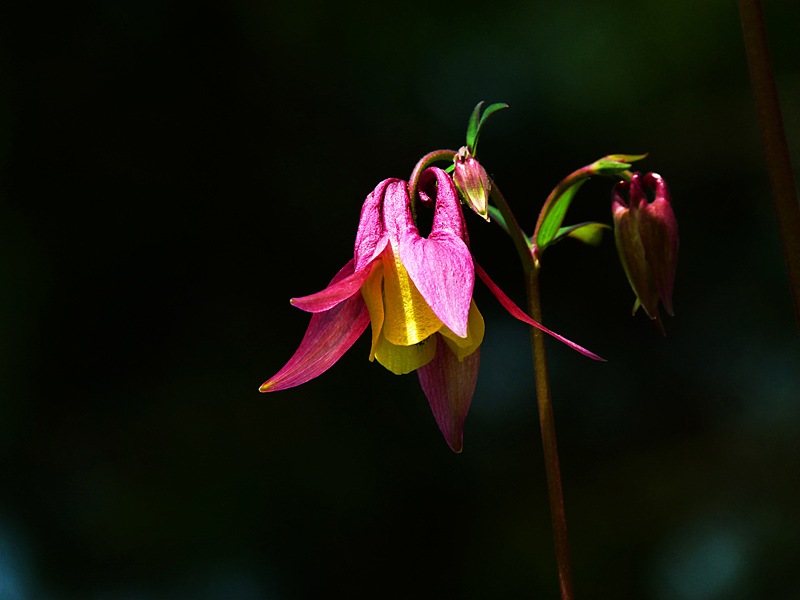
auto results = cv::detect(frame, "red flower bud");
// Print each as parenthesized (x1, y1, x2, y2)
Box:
(453, 147, 490, 221)
(612, 172, 678, 320)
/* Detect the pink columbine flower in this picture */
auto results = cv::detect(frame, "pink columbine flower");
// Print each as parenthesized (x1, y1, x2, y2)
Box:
(261, 167, 601, 452)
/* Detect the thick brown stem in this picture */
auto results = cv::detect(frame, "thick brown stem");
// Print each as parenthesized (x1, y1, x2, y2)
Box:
(739, 0, 800, 335)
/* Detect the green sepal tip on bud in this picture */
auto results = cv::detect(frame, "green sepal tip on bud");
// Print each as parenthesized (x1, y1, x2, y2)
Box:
(591, 153, 649, 177)
(612, 172, 678, 325)
(453, 147, 491, 221)
(465, 101, 509, 156)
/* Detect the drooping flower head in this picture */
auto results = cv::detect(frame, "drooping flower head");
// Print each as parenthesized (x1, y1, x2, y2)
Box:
(262, 168, 601, 451)
(612, 172, 678, 322)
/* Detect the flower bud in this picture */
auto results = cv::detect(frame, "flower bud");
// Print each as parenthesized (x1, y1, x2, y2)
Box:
(612, 172, 678, 320)
(453, 146, 491, 221)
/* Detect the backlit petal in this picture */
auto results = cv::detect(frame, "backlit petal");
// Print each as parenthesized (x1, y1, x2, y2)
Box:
(417, 336, 480, 453)
(474, 261, 605, 361)
(374, 330, 437, 375)
(360, 261, 385, 361)
(384, 171, 473, 338)
(439, 300, 484, 361)
(382, 243, 443, 346)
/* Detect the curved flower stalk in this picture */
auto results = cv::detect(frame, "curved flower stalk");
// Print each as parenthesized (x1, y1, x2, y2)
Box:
(261, 167, 601, 452)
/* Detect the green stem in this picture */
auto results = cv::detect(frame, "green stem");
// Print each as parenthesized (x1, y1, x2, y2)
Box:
(531, 166, 634, 264)
(739, 0, 800, 335)
(487, 178, 534, 270)
(489, 179, 575, 600)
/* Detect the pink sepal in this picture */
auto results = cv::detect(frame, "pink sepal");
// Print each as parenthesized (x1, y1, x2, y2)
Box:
(353, 179, 395, 272)
(291, 260, 372, 313)
(417, 335, 480, 453)
(261, 262, 371, 392)
(474, 261, 605, 362)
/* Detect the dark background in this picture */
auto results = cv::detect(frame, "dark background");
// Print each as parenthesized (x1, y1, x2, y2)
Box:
(1, 1, 799, 598)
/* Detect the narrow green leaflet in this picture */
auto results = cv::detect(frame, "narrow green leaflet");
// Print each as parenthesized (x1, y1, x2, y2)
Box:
(477, 103, 508, 136)
(536, 179, 587, 250)
(465, 102, 484, 154)
(466, 102, 509, 155)
(553, 222, 611, 246)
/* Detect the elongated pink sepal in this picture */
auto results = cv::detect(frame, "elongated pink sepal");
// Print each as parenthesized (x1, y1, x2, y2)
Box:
(261, 262, 371, 392)
(291, 260, 372, 313)
(474, 261, 605, 361)
(417, 335, 480, 453)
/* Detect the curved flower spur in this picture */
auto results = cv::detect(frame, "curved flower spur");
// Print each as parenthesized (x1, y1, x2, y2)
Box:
(260, 167, 602, 452)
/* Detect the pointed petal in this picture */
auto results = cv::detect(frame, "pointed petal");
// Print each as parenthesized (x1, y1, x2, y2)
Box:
(439, 300, 485, 361)
(354, 179, 395, 271)
(261, 266, 371, 392)
(374, 330, 437, 375)
(474, 261, 605, 361)
(290, 259, 371, 313)
(417, 335, 480, 453)
(360, 261, 385, 361)
(384, 173, 473, 338)
(382, 244, 444, 346)
(399, 231, 473, 338)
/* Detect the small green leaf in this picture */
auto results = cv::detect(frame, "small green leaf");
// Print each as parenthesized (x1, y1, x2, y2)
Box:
(477, 103, 509, 135)
(473, 103, 508, 155)
(554, 222, 611, 246)
(536, 179, 587, 250)
(466, 102, 484, 153)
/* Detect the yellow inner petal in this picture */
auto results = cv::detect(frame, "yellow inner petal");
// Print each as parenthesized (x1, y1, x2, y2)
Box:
(360, 261, 385, 361)
(374, 331, 438, 375)
(439, 300, 485, 361)
(382, 243, 443, 346)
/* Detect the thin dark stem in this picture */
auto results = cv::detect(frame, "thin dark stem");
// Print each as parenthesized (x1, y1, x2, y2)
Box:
(487, 178, 533, 270)
(739, 0, 800, 335)
(489, 179, 575, 600)
(527, 266, 574, 600)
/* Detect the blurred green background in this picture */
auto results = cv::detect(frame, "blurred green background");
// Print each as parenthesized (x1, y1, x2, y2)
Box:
(1, 0, 799, 598)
